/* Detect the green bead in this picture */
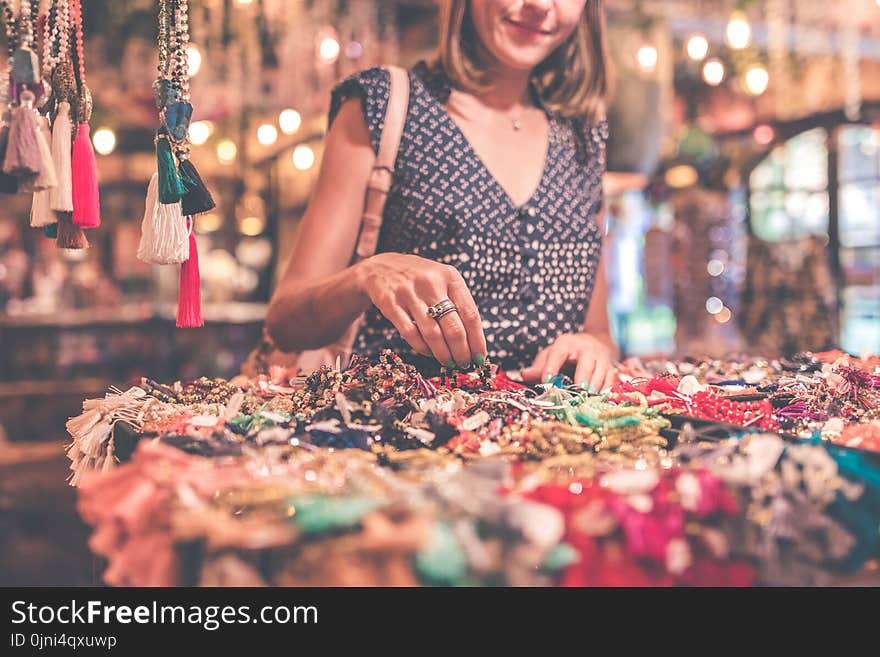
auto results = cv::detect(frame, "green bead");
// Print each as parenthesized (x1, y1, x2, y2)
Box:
(474, 353, 486, 367)
(575, 412, 600, 427)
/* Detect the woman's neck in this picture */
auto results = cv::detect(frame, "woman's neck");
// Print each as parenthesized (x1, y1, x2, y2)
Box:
(477, 67, 533, 111)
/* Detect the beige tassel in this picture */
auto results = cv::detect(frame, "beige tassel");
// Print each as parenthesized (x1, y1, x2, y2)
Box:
(29, 118, 59, 226)
(21, 115, 57, 192)
(29, 187, 56, 227)
(50, 101, 74, 212)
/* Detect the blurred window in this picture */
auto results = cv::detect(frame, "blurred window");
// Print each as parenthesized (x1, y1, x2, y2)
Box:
(749, 128, 829, 241)
(748, 124, 880, 354)
(837, 125, 880, 354)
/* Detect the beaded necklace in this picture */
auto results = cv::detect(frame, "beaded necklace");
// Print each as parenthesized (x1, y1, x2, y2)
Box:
(42, 0, 76, 110)
(141, 0, 212, 328)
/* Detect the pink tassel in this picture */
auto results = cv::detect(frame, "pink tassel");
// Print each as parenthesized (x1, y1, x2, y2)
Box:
(176, 222, 203, 328)
(71, 124, 101, 228)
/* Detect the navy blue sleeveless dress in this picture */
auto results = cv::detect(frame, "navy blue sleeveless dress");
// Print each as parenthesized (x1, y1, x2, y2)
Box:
(328, 61, 608, 373)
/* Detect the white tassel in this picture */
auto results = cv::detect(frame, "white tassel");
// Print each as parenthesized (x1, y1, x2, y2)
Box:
(50, 101, 74, 212)
(102, 438, 116, 474)
(65, 386, 148, 486)
(66, 407, 102, 437)
(79, 422, 111, 460)
(136, 174, 158, 261)
(137, 173, 190, 264)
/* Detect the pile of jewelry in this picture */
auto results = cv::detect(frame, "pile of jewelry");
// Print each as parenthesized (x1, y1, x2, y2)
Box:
(66, 350, 675, 484)
(616, 351, 880, 450)
(67, 349, 880, 586)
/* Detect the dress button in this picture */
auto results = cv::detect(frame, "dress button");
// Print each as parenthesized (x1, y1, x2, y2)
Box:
(526, 207, 537, 218)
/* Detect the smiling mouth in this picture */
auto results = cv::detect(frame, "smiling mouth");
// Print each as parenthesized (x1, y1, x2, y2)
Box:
(503, 18, 553, 36)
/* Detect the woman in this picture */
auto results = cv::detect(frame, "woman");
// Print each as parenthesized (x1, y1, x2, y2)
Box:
(266, 0, 618, 391)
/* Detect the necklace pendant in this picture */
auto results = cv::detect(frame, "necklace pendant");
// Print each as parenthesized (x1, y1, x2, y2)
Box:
(512, 119, 522, 131)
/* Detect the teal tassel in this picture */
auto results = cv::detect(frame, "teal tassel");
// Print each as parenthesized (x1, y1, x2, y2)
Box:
(156, 134, 186, 204)
(542, 542, 580, 571)
(179, 158, 216, 216)
(287, 495, 382, 534)
(414, 522, 468, 585)
(44, 223, 58, 239)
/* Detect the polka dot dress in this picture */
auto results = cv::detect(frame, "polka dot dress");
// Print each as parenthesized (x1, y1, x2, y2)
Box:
(328, 61, 608, 374)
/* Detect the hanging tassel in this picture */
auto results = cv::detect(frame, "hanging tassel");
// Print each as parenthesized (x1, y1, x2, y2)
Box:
(2, 90, 42, 177)
(50, 101, 74, 212)
(179, 157, 216, 215)
(0, 124, 19, 194)
(22, 116, 58, 193)
(137, 173, 190, 264)
(30, 188, 56, 227)
(56, 212, 89, 249)
(156, 133, 186, 204)
(136, 175, 158, 261)
(71, 123, 101, 227)
(44, 223, 58, 238)
(177, 220, 203, 328)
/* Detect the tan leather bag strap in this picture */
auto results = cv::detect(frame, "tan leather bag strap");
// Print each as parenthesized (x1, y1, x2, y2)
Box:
(355, 65, 410, 260)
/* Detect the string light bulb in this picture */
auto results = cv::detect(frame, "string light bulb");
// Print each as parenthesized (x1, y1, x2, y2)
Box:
(292, 145, 315, 170)
(686, 34, 709, 61)
(279, 109, 301, 135)
(665, 164, 698, 189)
(345, 40, 364, 60)
(217, 139, 237, 164)
(188, 120, 212, 145)
(636, 44, 658, 72)
(318, 35, 340, 61)
(257, 123, 278, 146)
(195, 212, 222, 233)
(186, 44, 202, 77)
(703, 58, 726, 86)
(706, 297, 724, 315)
(92, 128, 116, 155)
(744, 65, 769, 95)
(725, 11, 751, 49)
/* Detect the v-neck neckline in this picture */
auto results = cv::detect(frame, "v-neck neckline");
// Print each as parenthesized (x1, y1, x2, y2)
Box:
(414, 70, 554, 212)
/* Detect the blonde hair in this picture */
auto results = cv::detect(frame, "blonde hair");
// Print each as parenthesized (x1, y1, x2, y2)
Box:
(435, 0, 611, 121)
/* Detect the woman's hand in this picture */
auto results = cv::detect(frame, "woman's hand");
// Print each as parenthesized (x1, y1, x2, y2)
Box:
(356, 253, 487, 367)
(521, 332, 618, 392)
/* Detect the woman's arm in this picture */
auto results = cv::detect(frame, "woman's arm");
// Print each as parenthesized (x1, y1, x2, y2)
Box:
(265, 97, 377, 351)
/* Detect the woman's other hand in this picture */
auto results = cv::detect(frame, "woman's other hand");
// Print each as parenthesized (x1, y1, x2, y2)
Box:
(520, 332, 618, 392)
(355, 253, 488, 367)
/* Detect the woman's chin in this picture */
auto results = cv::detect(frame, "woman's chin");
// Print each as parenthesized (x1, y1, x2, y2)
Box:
(491, 49, 551, 74)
